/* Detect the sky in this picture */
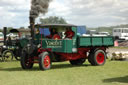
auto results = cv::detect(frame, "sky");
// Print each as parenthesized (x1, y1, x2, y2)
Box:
(0, 0, 128, 28)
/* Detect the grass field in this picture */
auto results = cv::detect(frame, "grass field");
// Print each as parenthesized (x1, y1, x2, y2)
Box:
(0, 60, 128, 85)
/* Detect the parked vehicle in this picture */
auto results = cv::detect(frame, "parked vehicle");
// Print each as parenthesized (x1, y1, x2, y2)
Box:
(98, 32, 110, 36)
(0, 28, 29, 61)
(20, 23, 114, 70)
(0, 32, 4, 41)
(113, 28, 128, 40)
(82, 31, 110, 37)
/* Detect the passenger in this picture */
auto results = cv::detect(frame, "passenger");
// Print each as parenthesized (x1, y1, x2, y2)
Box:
(65, 28, 75, 39)
(51, 28, 61, 39)
(47, 28, 60, 39)
(51, 28, 58, 36)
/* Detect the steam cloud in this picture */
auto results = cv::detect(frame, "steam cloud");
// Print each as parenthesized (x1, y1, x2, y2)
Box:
(30, 0, 52, 19)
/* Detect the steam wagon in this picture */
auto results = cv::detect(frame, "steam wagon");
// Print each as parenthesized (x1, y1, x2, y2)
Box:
(0, 28, 28, 61)
(20, 24, 114, 70)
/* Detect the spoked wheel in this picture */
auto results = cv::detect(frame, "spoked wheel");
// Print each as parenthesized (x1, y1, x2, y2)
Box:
(39, 52, 52, 70)
(20, 51, 34, 69)
(70, 58, 86, 65)
(88, 49, 106, 66)
(2, 50, 13, 61)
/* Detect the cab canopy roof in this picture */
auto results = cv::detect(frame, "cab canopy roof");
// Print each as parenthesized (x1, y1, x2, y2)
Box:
(10, 29, 19, 33)
(10, 29, 30, 33)
(35, 24, 76, 28)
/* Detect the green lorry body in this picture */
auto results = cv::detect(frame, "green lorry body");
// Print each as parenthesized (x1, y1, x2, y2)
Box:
(40, 36, 114, 53)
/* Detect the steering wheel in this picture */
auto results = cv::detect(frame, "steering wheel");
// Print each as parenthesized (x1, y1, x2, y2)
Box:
(53, 34, 61, 40)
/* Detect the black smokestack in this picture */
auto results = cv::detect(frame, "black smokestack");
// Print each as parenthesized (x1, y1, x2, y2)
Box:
(3, 27, 7, 45)
(29, 0, 52, 40)
(29, 17, 35, 41)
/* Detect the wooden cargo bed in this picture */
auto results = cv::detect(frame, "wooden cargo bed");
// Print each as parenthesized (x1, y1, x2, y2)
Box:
(78, 36, 114, 47)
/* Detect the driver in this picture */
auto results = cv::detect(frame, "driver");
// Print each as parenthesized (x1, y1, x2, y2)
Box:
(47, 28, 61, 39)
(51, 28, 58, 35)
(35, 28, 44, 45)
(51, 28, 61, 39)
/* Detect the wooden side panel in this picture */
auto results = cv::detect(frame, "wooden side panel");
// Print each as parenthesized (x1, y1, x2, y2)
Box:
(78, 36, 114, 47)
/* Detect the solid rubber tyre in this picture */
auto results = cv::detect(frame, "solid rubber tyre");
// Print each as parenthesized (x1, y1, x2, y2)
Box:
(39, 52, 52, 70)
(88, 49, 106, 66)
(20, 51, 34, 69)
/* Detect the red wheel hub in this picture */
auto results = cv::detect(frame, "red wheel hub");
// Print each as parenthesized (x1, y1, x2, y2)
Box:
(43, 55, 50, 68)
(96, 52, 105, 64)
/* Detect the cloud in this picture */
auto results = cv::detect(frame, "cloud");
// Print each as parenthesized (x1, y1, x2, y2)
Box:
(0, 0, 128, 28)
(41, 0, 128, 27)
(0, 0, 30, 28)
(64, 0, 128, 27)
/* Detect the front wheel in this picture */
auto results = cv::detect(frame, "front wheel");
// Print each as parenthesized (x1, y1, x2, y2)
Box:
(20, 51, 34, 69)
(39, 52, 52, 70)
(88, 49, 106, 66)
(70, 58, 86, 65)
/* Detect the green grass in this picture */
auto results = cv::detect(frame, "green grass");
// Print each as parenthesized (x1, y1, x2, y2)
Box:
(0, 60, 128, 85)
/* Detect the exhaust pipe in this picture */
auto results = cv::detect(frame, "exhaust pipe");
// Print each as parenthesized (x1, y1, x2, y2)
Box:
(3, 27, 7, 45)
(29, 17, 35, 41)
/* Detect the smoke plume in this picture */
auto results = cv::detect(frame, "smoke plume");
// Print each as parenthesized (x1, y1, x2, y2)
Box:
(30, 0, 52, 19)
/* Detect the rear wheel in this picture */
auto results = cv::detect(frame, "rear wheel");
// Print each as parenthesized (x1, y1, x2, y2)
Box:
(39, 52, 52, 70)
(88, 49, 106, 66)
(20, 51, 34, 69)
(70, 58, 85, 65)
